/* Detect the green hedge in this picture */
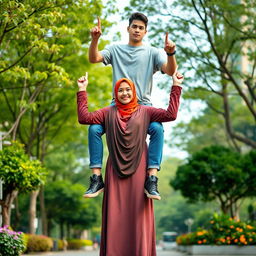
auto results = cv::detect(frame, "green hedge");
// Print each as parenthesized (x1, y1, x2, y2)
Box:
(67, 239, 93, 249)
(25, 234, 53, 252)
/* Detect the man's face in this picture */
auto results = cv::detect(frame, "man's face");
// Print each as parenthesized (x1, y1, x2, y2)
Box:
(127, 19, 147, 43)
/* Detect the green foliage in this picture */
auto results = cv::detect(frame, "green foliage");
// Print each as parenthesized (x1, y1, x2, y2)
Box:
(0, 226, 25, 256)
(0, 141, 47, 193)
(57, 239, 64, 250)
(171, 145, 256, 216)
(124, 0, 256, 150)
(176, 214, 256, 245)
(25, 234, 53, 252)
(45, 180, 100, 232)
(154, 157, 217, 236)
(0, 0, 113, 160)
(67, 239, 93, 249)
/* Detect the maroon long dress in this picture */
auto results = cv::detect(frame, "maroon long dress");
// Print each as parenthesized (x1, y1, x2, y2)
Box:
(77, 86, 182, 256)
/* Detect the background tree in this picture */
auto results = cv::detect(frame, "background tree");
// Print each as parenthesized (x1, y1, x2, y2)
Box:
(44, 180, 101, 238)
(155, 157, 217, 236)
(124, 0, 256, 152)
(171, 145, 256, 217)
(0, 0, 115, 234)
(0, 141, 47, 226)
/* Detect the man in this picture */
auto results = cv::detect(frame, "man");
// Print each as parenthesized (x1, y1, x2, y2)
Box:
(85, 12, 177, 200)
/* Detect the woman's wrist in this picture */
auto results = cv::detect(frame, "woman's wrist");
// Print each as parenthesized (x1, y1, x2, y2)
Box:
(79, 87, 86, 92)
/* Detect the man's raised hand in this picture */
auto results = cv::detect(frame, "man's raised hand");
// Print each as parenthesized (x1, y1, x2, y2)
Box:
(90, 17, 102, 40)
(164, 32, 176, 54)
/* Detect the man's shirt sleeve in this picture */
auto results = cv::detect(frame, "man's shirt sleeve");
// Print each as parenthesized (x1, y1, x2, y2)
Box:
(101, 45, 113, 65)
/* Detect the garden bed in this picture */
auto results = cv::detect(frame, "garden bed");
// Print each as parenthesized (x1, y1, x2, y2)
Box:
(178, 245, 256, 255)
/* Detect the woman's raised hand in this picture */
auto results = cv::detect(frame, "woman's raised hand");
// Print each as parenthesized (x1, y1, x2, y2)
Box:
(172, 66, 184, 86)
(77, 72, 88, 91)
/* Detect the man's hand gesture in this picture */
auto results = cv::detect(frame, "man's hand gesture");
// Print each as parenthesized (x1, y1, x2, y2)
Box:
(90, 17, 102, 40)
(164, 32, 176, 54)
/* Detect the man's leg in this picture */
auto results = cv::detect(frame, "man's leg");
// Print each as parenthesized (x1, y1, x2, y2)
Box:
(84, 124, 105, 198)
(144, 122, 164, 200)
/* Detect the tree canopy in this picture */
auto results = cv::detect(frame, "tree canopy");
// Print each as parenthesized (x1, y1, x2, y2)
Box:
(171, 145, 256, 217)
(124, 0, 256, 152)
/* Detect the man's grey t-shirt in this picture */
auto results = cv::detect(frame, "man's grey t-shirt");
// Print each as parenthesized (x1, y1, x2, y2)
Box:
(101, 44, 166, 105)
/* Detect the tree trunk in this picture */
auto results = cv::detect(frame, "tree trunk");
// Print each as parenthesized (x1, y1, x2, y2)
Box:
(13, 196, 21, 230)
(220, 201, 229, 216)
(29, 190, 39, 234)
(1, 190, 18, 227)
(39, 186, 48, 235)
(2, 202, 9, 227)
(60, 222, 64, 239)
(67, 222, 71, 239)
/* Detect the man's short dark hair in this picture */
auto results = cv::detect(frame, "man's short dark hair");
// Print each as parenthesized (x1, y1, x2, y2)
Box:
(129, 12, 148, 28)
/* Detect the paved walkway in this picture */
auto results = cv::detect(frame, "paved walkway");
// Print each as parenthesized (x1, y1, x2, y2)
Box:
(23, 248, 254, 256)
(23, 248, 184, 256)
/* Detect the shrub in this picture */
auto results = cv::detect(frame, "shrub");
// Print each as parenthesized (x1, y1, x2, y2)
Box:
(0, 226, 25, 256)
(57, 239, 64, 250)
(67, 239, 93, 249)
(176, 214, 256, 245)
(22, 233, 29, 252)
(26, 234, 53, 252)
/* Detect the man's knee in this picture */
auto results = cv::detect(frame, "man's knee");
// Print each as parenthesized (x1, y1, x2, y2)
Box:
(148, 122, 164, 136)
(89, 124, 104, 136)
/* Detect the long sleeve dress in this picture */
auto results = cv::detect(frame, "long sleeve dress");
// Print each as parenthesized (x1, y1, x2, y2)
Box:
(77, 85, 182, 256)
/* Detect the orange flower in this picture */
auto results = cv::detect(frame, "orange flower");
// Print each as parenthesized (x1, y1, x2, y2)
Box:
(240, 235, 246, 243)
(230, 225, 234, 229)
(197, 240, 202, 244)
(234, 239, 238, 243)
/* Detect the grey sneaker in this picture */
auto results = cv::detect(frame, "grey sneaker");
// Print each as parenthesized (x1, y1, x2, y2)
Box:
(83, 174, 104, 198)
(144, 175, 161, 200)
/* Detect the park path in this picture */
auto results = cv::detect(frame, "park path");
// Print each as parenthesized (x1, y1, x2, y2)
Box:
(23, 248, 184, 256)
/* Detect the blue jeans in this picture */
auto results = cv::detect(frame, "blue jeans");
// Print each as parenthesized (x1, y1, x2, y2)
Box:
(88, 122, 164, 169)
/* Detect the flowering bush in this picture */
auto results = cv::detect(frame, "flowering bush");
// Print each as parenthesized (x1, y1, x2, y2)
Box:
(0, 226, 25, 256)
(176, 214, 256, 246)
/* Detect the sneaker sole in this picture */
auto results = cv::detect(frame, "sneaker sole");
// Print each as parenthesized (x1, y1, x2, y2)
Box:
(144, 189, 161, 200)
(83, 188, 104, 198)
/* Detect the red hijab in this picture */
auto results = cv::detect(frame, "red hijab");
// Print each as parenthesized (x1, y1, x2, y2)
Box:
(114, 78, 139, 117)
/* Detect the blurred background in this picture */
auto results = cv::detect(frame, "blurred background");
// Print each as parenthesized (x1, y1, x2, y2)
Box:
(0, 0, 255, 253)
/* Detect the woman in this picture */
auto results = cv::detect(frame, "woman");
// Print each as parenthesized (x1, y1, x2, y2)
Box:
(77, 69, 183, 256)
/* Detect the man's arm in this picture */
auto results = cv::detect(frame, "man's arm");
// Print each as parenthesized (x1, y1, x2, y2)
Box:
(89, 17, 104, 63)
(161, 32, 177, 76)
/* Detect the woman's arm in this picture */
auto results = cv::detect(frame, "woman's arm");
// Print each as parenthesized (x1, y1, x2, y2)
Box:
(148, 68, 183, 122)
(77, 73, 108, 125)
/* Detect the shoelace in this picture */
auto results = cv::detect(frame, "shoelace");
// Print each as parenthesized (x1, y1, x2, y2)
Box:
(147, 179, 158, 192)
(151, 183, 158, 192)
(88, 176, 98, 189)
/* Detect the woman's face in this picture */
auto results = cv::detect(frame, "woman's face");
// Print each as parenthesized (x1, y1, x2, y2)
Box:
(117, 82, 133, 104)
